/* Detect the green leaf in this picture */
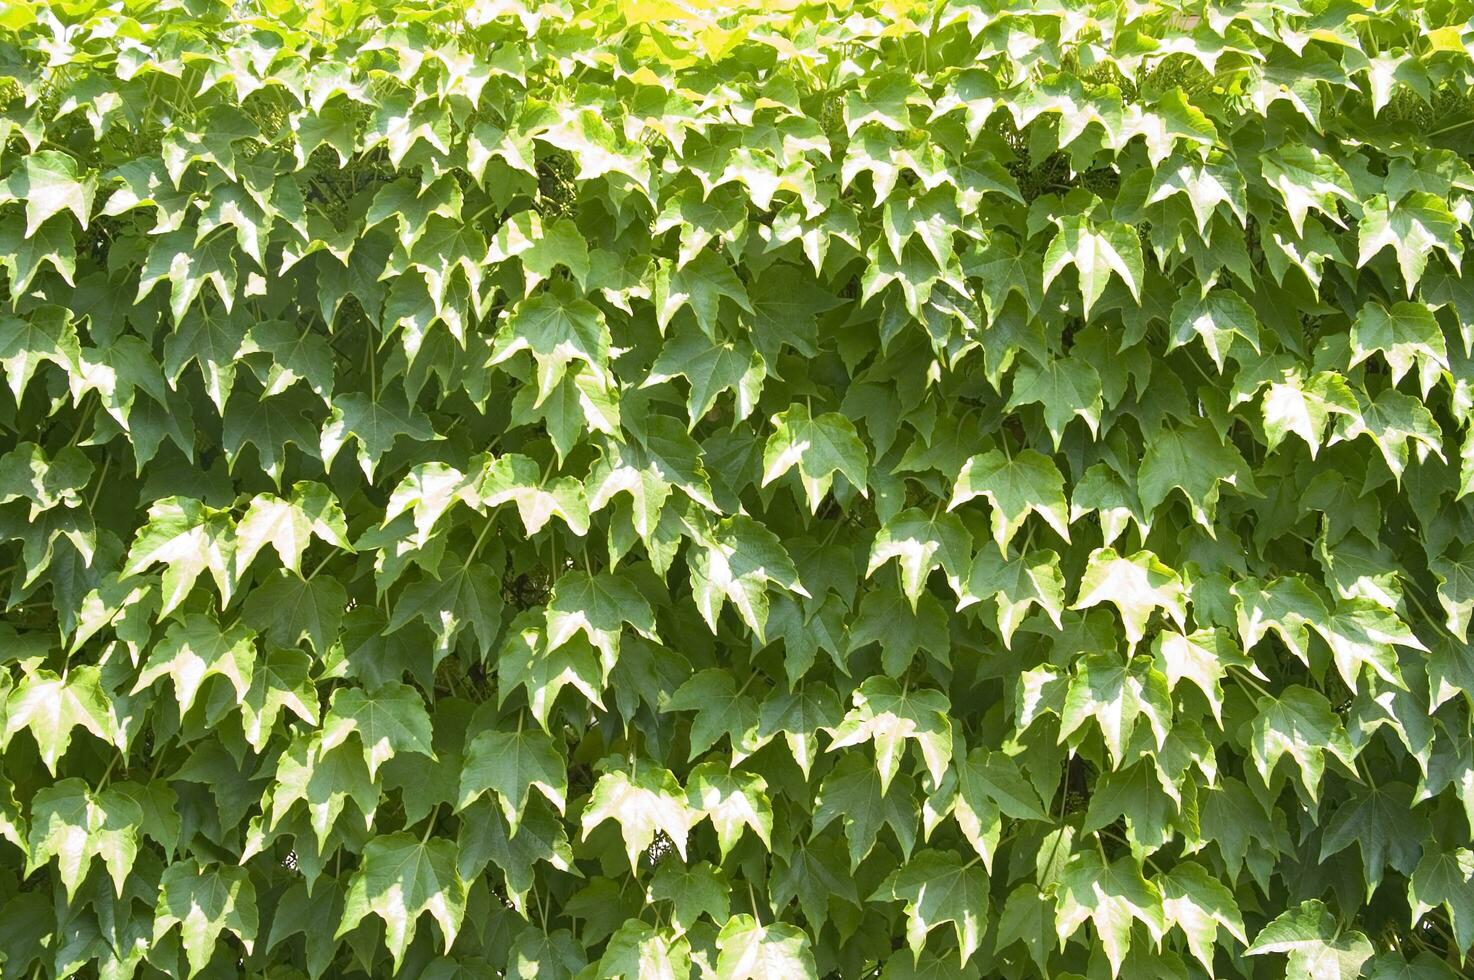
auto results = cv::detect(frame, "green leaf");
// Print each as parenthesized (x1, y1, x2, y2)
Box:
(132, 614, 256, 716)
(337, 834, 467, 969)
(580, 765, 693, 870)
(949, 448, 1070, 553)
(320, 681, 436, 778)
(1408, 847, 1474, 954)
(153, 860, 259, 978)
(1054, 851, 1166, 978)
(826, 676, 953, 793)
(1250, 686, 1357, 802)
(458, 725, 567, 832)
(1071, 548, 1187, 648)
(873, 849, 988, 965)
(4, 666, 114, 775)
(1248, 900, 1374, 980)
(1041, 216, 1143, 317)
(714, 915, 818, 980)
(762, 404, 870, 512)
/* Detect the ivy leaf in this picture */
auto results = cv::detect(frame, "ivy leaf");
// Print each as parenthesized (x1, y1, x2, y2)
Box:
(491, 283, 613, 403)
(132, 614, 256, 716)
(1251, 686, 1357, 803)
(25, 779, 140, 899)
(688, 515, 807, 641)
(761, 404, 870, 513)
(4, 666, 115, 775)
(1004, 354, 1103, 448)
(873, 849, 988, 965)
(714, 915, 818, 980)
(687, 762, 773, 858)
(1248, 900, 1374, 980)
(122, 496, 237, 616)
(826, 677, 953, 793)
(644, 325, 765, 427)
(1071, 548, 1187, 648)
(1041, 216, 1143, 317)
(1156, 862, 1248, 972)
(1357, 192, 1463, 295)
(866, 508, 971, 610)
(949, 449, 1070, 553)
(1054, 851, 1166, 977)
(1167, 289, 1261, 370)
(458, 725, 567, 833)
(1350, 300, 1448, 393)
(545, 570, 657, 665)
(320, 681, 436, 778)
(153, 860, 259, 978)
(580, 765, 693, 870)
(337, 834, 467, 970)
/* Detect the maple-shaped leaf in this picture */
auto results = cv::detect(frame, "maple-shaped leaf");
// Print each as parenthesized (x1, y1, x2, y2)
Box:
(1004, 354, 1103, 448)
(480, 453, 591, 536)
(651, 861, 731, 936)
(581, 765, 693, 870)
(1251, 686, 1357, 803)
(0, 307, 80, 401)
(240, 649, 319, 754)
(266, 733, 377, 850)
(688, 514, 807, 641)
(686, 762, 773, 857)
(1431, 546, 1474, 642)
(458, 725, 567, 833)
(597, 919, 692, 980)
(949, 448, 1070, 553)
(337, 833, 467, 970)
(873, 849, 988, 966)
(1071, 547, 1187, 647)
(1138, 423, 1256, 528)
(1247, 900, 1373, 980)
(826, 676, 953, 792)
(153, 860, 259, 978)
(320, 681, 436, 778)
(1055, 851, 1166, 978)
(953, 748, 1050, 871)
(757, 684, 844, 780)
(1408, 846, 1474, 954)
(1357, 192, 1463, 295)
(1167, 289, 1261, 370)
(241, 570, 346, 656)
(319, 391, 434, 481)
(1233, 574, 1328, 664)
(1312, 599, 1424, 692)
(1321, 782, 1426, 901)
(848, 587, 951, 677)
(713, 915, 818, 980)
(961, 545, 1067, 645)
(813, 752, 918, 869)
(866, 508, 972, 609)
(497, 622, 606, 730)
(490, 282, 612, 403)
(761, 404, 870, 513)
(4, 665, 115, 775)
(644, 324, 765, 427)
(25, 778, 141, 899)
(1260, 367, 1358, 457)
(132, 614, 255, 716)
(654, 251, 753, 339)
(235, 481, 351, 576)
(1041, 215, 1143, 318)
(1350, 300, 1448, 394)
(545, 570, 657, 665)
(1156, 862, 1248, 973)
(122, 496, 236, 617)
(663, 668, 767, 762)
(1059, 653, 1172, 766)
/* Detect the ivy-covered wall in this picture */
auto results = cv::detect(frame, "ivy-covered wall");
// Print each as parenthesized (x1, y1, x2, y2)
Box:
(0, 0, 1472, 977)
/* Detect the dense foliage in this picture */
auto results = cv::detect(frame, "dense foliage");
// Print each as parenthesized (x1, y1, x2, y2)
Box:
(2, 0, 1474, 976)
